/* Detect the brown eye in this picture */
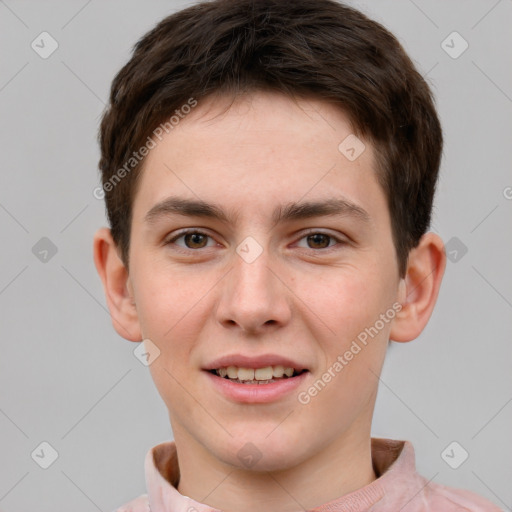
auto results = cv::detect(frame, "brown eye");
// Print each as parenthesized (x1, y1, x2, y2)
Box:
(296, 231, 345, 252)
(306, 233, 332, 249)
(183, 232, 209, 249)
(166, 230, 215, 250)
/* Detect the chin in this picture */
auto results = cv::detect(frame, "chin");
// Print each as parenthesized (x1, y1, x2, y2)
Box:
(214, 430, 306, 472)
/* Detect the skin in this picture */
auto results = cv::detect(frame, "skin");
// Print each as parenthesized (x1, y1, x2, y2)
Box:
(94, 90, 445, 512)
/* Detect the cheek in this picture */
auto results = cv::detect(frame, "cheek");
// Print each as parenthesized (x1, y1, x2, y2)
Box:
(309, 267, 395, 395)
(132, 259, 209, 340)
(310, 266, 392, 339)
(137, 267, 210, 413)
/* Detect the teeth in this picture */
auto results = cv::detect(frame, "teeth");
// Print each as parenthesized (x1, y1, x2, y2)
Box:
(238, 368, 255, 380)
(214, 365, 300, 381)
(273, 365, 284, 378)
(227, 366, 238, 379)
(254, 366, 273, 380)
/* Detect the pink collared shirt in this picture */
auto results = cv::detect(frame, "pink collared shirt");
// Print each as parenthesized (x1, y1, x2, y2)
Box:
(114, 438, 502, 511)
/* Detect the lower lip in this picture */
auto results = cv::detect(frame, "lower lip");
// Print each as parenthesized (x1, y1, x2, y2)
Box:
(204, 370, 309, 403)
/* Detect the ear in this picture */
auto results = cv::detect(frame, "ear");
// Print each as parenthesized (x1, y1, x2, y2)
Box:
(390, 232, 446, 343)
(93, 227, 142, 342)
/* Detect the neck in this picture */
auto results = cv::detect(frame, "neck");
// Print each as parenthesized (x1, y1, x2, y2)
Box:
(174, 424, 376, 512)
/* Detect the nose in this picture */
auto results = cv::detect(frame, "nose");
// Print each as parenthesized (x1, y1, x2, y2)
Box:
(215, 245, 292, 335)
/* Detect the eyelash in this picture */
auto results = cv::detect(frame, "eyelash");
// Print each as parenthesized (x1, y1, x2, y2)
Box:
(165, 229, 347, 253)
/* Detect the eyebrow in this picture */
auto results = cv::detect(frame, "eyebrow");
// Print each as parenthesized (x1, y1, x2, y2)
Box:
(144, 196, 370, 226)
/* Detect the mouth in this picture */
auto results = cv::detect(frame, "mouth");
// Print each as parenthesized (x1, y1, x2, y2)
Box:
(208, 365, 308, 385)
(203, 354, 310, 402)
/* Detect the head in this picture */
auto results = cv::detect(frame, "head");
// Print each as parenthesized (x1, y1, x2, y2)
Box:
(94, 0, 445, 473)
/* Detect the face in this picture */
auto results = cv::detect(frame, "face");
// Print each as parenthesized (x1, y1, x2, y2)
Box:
(126, 91, 403, 471)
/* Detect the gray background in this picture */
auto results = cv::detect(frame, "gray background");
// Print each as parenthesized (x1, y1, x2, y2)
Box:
(0, 0, 511, 510)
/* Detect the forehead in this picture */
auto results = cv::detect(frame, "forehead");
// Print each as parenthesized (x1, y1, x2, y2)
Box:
(132, 91, 388, 228)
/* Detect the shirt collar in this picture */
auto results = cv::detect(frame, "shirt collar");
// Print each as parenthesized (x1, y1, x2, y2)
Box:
(144, 437, 416, 512)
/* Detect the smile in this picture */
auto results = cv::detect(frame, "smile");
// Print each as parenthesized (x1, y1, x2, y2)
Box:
(210, 365, 306, 384)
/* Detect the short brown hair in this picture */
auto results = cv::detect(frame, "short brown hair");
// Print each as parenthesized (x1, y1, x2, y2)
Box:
(98, 0, 443, 277)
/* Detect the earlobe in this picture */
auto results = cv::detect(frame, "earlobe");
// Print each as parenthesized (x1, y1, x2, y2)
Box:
(389, 232, 446, 343)
(93, 227, 142, 342)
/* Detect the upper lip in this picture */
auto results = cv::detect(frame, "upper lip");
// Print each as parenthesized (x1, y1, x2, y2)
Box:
(203, 354, 308, 371)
